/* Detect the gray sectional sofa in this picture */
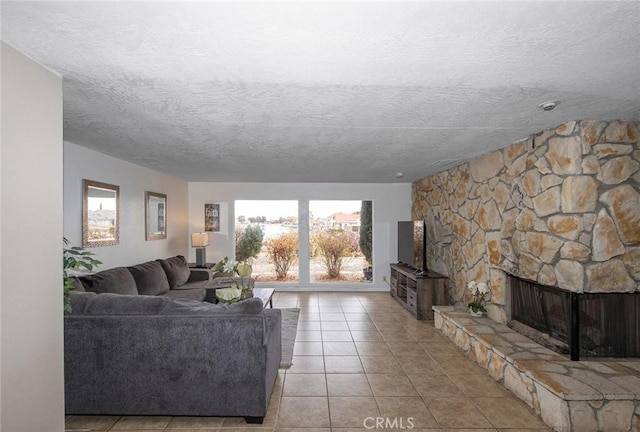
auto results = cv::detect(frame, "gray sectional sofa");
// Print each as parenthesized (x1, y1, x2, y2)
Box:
(65, 255, 282, 423)
(72, 255, 215, 301)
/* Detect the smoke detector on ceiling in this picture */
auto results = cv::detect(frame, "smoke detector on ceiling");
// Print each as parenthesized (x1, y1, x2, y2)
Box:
(395, 172, 405, 179)
(539, 101, 559, 111)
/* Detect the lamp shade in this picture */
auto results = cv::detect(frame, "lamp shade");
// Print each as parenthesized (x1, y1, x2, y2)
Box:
(191, 232, 210, 247)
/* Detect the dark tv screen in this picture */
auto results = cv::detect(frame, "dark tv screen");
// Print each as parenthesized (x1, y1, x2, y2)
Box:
(398, 221, 426, 272)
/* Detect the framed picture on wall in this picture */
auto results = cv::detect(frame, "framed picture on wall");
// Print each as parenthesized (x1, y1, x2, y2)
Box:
(204, 203, 220, 232)
(145, 191, 167, 240)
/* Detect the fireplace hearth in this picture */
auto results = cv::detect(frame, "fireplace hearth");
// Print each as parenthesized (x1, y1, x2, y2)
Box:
(508, 274, 640, 360)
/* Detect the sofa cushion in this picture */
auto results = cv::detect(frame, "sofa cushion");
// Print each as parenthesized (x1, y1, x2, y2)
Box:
(83, 293, 172, 315)
(160, 297, 264, 315)
(69, 276, 86, 292)
(162, 288, 206, 302)
(128, 260, 170, 296)
(157, 255, 190, 289)
(68, 291, 97, 314)
(81, 267, 138, 295)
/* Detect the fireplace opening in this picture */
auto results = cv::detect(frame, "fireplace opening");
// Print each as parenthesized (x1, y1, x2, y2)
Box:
(508, 275, 640, 360)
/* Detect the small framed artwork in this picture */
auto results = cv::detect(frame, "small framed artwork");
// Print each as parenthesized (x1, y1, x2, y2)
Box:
(146, 191, 167, 240)
(204, 203, 220, 232)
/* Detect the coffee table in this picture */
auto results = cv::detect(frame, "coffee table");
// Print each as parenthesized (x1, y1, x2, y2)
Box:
(252, 288, 275, 308)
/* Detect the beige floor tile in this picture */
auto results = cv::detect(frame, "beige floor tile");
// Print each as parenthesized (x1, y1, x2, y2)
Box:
(420, 342, 464, 358)
(328, 397, 380, 428)
(166, 416, 225, 428)
(433, 355, 487, 375)
(472, 397, 549, 429)
(111, 416, 172, 430)
(107, 430, 165, 432)
(296, 330, 322, 341)
(368, 313, 398, 322)
(330, 428, 380, 432)
(321, 321, 350, 331)
(379, 331, 417, 342)
(298, 313, 321, 322)
(319, 307, 344, 313)
(449, 373, 510, 398)
(410, 330, 448, 343)
(375, 396, 439, 429)
(324, 356, 363, 373)
(320, 313, 346, 322)
(408, 374, 465, 398)
(344, 313, 371, 322)
(219, 428, 273, 432)
(423, 397, 493, 429)
(440, 429, 496, 432)
(277, 397, 330, 428)
(296, 321, 322, 331)
(283, 373, 327, 396)
(323, 341, 358, 356)
(275, 429, 330, 432)
(350, 330, 383, 342)
(341, 306, 367, 313)
(287, 356, 325, 374)
(386, 341, 427, 356)
(327, 374, 373, 396)
(65, 415, 120, 430)
(322, 331, 353, 341)
(293, 341, 324, 356)
(347, 321, 377, 331)
(366, 374, 418, 397)
(496, 429, 551, 432)
(359, 356, 404, 374)
(395, 355, 444, 375)
(354, 341, 392, 356)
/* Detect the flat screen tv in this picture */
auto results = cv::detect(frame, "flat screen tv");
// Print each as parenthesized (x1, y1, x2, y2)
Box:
(398, 220, 427, 273)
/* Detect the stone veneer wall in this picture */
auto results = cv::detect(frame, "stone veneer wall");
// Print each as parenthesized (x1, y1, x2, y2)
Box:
(412, 120, 640, 323)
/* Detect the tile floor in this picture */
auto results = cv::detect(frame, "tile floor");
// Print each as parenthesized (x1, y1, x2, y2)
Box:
(66, 292, 552, 432)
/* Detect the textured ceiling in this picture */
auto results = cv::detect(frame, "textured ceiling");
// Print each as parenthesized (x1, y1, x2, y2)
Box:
(2, 1, 639, 183)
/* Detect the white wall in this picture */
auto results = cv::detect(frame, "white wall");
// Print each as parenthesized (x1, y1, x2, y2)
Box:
(64, 142, 189, 268)
(188, 182, 412, 290)
(1, 43, 64, 432)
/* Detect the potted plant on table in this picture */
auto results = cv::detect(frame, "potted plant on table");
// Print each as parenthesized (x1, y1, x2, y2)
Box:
(214, 257, 254, 303)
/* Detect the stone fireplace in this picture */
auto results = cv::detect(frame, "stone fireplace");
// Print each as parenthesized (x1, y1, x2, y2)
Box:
(412, 120, 639, 352)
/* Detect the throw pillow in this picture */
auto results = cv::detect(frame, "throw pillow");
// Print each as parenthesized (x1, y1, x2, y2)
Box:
(81, 267, 138, 295)
(157, 255, 190, 289)
(128, 260, 170, 296)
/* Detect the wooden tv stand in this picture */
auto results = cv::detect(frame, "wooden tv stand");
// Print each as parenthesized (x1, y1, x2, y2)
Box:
(389, 263, 449, 320)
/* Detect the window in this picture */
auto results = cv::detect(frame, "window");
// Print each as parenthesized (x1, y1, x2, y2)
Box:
(235, 200, 299, 282)
(309, 200, 372, 283)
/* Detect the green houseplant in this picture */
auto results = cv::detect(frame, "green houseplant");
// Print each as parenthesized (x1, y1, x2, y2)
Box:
(467, 281, 490, 316)
(63, 238, 102, 313)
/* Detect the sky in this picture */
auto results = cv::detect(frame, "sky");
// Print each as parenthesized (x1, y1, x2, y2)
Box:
(235, 200, 363, 220)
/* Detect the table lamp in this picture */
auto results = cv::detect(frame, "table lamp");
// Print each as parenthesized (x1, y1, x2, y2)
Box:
(191, 232, 210, 267)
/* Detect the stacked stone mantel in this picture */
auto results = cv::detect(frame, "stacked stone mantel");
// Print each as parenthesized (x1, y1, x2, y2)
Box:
(412, 120, 639, 323)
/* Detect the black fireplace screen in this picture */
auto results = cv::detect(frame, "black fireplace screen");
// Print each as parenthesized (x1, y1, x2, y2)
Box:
(509, 275, 639, 359)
